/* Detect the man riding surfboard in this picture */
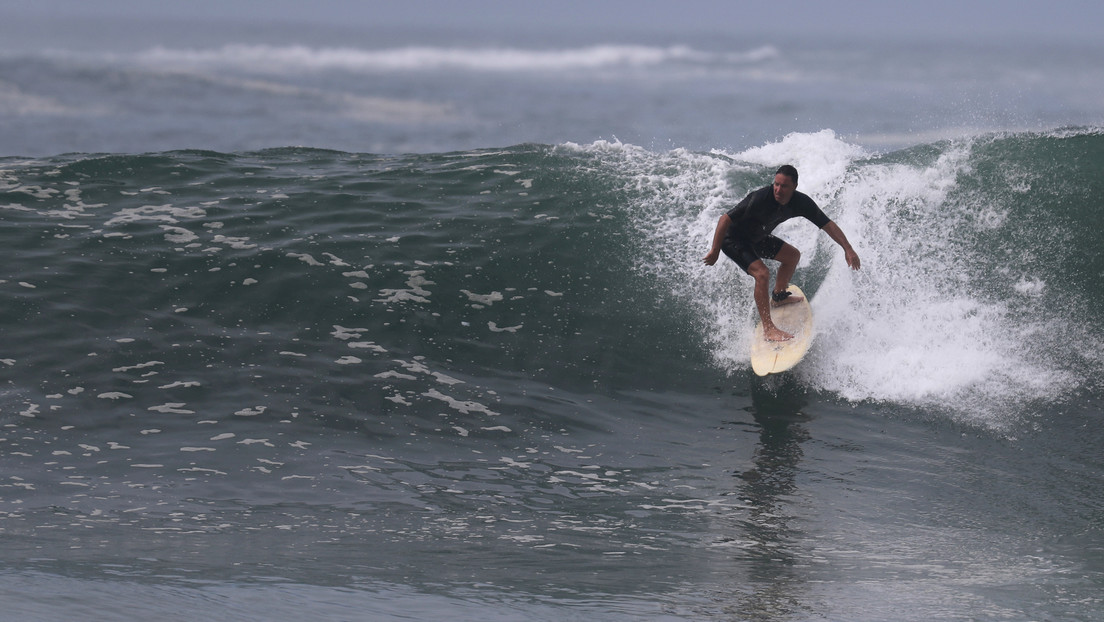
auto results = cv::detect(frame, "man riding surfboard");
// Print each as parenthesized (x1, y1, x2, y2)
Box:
(702, 165, 861, 341)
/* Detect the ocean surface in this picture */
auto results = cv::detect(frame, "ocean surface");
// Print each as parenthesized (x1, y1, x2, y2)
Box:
(2, 14, 1104, 622)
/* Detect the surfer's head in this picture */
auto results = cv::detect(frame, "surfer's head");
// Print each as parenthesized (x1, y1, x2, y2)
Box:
(773, 165, 798, 205)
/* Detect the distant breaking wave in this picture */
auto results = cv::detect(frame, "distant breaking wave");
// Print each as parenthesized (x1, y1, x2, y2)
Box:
(126, 43, 781, 73)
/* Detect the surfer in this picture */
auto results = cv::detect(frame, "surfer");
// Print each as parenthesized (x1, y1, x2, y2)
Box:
(702, 165, 860, 341)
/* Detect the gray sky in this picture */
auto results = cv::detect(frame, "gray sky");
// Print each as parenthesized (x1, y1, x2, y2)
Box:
(5, 0, 1103, 43)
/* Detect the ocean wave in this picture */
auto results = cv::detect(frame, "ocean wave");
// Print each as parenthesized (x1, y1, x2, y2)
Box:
(126, 43, 780, 73)
(571, 128, 1104, 426)
(3, 129, 1102, 429)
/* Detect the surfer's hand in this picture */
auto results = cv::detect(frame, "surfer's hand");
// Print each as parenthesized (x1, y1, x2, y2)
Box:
(845, 248, 860, 270)
(703, 249, 720, 266)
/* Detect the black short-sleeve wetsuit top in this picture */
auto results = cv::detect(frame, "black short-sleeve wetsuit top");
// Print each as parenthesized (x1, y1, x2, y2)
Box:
(721, 185, 831, 271)
(726, 185, 830, 241)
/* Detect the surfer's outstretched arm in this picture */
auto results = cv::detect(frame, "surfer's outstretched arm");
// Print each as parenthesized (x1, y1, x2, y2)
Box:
(822, 221, 860, 270)
(702, 213, 731, 266)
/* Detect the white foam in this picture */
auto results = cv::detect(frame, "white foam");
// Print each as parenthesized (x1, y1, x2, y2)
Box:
(375, 271, 434, 304)
(795, 137, 1074, 423)
(347, 341, 387, 353)
(148, 403, 194, 414)
(331, 325, 370, 341)
(105, 204, 206, 226)
(287, 252, 324, 266)
(161, 225, 198, 243)
(213, 235, 257, 249)
(422, 389, 498, 416)
(581, 131, 1080, 426)
(97, 392, 133, 400)
(461, 289, 504, 306)
(130, 43, 779, 74)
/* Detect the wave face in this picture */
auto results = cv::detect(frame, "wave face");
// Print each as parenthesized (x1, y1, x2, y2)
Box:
(2, 130, 1101, 428)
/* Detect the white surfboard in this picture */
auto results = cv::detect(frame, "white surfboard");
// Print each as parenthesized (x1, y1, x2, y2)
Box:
(750, 284, 814, 376)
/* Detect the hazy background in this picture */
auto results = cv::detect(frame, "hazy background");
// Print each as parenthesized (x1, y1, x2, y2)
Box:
(4, 0, 1103, 42)
(1, 0, 1101, 155)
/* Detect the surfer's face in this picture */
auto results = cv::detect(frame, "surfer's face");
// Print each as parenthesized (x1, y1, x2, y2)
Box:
(773, 173, 796, 205)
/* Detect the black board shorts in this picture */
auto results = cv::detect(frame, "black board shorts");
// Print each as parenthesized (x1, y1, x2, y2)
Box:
(721, 234, 785, 273)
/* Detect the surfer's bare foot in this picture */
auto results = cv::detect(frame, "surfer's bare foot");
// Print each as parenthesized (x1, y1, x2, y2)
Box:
(764, 326, 793, 342)
(771, 293, 804, 307)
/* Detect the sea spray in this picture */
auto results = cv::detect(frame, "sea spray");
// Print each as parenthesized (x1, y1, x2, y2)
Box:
(573, 130, 1100, 427)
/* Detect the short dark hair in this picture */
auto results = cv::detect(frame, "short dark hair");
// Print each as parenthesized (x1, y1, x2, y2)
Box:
(775, 165, 798, 184)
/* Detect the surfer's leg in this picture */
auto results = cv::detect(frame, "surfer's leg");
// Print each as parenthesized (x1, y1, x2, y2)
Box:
(771, 242, 803, 305)
(748, 260, 793, 341)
